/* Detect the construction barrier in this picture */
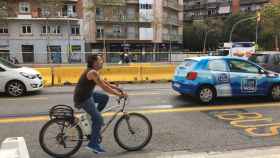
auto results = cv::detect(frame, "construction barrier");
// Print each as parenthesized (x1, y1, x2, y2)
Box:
(100, 66, 141, 82)
(0, 137, 30, 158)
(53, 67, 85, 85)
(38, 64, 177, 85)
(34, 68, 52, 86)
(141, 64, 176, 81)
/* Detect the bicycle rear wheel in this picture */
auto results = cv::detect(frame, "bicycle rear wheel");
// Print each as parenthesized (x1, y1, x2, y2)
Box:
(39, 118, 83, 158)
(114, 113, 152, 151)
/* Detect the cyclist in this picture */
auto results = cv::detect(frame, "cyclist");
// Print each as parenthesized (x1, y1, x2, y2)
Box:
(73, 54, 127, 154)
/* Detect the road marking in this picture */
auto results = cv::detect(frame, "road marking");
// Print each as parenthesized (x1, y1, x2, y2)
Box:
(0, 97, 49, 101)
(109, 92, 160, 96)
(0, 92, 160, 101)
(1, 102, 280, 124)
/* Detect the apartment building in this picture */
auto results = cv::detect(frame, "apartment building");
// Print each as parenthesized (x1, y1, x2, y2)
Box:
(0, 0, 85, 64)
(184, 0, 231, 21)
(83, 0, 184, 52)
(184, 0, 275, 22)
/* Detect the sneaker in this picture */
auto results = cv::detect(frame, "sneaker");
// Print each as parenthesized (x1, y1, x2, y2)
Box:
(85, 144, 106, 154)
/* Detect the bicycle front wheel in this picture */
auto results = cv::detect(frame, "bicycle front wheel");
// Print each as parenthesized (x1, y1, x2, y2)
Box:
(39, 118, 83, 158)
(114, 113, 152, 151)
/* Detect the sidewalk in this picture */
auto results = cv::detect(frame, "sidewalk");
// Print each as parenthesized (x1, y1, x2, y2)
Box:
(111, 146, 280, 158)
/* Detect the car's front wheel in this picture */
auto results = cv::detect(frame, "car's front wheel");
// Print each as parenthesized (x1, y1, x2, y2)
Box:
(270, 84, 280, 101)
(197, 86, 216, 104)
(6, 80, 26, 97)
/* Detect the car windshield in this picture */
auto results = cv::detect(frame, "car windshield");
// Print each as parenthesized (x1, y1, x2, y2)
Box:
(0, 57, 21, 69)
(249, 54, 269, 64)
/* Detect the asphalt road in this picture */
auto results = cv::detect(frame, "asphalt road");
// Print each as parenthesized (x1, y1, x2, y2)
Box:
(1, 83, 280, 158)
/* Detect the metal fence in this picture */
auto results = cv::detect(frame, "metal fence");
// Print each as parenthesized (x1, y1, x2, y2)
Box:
(0, 52, 207, 65)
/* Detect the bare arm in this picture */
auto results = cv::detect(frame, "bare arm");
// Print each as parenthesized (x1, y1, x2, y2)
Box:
(87, 70, 123, 97)
(103, 80, 120, 90)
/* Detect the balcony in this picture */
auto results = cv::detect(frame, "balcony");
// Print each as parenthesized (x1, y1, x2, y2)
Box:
(162, 33, 183, 43)
(96, 32, 139, 40)
(96, 15, 141, 23)
(163, 17, 183, 26)
(126, 0, 139, 4)
(37, 10, 78, 19)
(96, 0, 126, 6)
(163, 0, 184, 11)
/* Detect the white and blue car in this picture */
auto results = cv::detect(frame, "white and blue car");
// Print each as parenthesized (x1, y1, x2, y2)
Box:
(172, 56, 280, 104)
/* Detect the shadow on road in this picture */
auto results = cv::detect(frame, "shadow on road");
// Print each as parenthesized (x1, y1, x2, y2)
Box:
(0, 90, 43, 98)
(170, 94, 275, 108)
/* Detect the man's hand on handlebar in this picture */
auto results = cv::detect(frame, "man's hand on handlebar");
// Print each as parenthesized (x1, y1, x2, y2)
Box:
(117, 89, 128, 98)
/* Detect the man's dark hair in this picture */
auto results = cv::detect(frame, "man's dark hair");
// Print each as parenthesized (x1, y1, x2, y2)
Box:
(87, 54, 99, 68)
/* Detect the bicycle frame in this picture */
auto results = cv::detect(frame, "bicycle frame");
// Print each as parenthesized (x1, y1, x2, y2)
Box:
(100, 97, 128, 135)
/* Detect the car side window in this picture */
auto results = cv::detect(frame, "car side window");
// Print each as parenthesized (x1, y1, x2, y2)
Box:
(227, 59, 259, 74)
(273, 55, 280, 65)
(208, 59, 228, 72)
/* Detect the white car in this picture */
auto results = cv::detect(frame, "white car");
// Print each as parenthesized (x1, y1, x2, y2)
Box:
(0, 57, 44, 96)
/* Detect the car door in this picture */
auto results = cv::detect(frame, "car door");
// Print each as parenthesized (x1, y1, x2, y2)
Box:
(207, 59, 231, 97)
(226, 59, 268, 96)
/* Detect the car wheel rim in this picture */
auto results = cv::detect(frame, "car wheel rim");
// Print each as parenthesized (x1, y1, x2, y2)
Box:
(272, 85, 280, 100)
(8, 82, 24, 96)
(200, 88, 213, 103)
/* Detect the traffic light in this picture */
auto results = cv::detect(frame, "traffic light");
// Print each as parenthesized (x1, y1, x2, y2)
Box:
(257, 12, 261, 22)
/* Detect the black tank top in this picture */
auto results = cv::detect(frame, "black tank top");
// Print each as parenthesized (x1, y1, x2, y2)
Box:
(73, 68, 96, 105)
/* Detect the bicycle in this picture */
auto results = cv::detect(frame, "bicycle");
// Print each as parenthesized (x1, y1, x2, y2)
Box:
(39, 96, 153, 158)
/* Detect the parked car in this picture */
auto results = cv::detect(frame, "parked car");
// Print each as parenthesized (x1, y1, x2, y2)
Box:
(172, 56, 280, 104)
(0, 57, 43, 96)
(249, 51, 280, 73)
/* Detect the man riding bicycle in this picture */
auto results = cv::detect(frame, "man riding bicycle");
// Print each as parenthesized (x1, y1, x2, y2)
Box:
(73, 54, 127, 154)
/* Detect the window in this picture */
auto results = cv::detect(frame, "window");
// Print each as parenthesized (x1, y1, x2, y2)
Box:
(22, 25, 32, 34)
(42, 25, 61, 34)
(113, 25, 121, 34)
(71, 45, 81, 52)
(41, 8, 50, 16)
(71, 25, 80, 35)
(19, 2, 30, 13)
(227, 59, 259, 74)
(0, 26, 8, 34)
(140, 4, 152, 9)
(208, 60, 228, 72)
(96, 26, 104, 38)
(96, 8, 103, 16)
(63, 5, 76, 16)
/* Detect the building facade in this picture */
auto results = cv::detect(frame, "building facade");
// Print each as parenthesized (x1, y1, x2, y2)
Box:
(0, 0, 85, 64)
(83, 0, 184, 52)
(184, 0, 275, 22)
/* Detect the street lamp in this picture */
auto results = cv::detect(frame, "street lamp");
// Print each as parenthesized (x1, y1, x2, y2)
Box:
(229, 16, 257, 42)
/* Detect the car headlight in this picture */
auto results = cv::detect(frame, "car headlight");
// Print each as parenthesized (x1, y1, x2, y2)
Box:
(20, 72, 37, 79)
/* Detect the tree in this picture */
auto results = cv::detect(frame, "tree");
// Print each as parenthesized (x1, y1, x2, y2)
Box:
(223, 12, 256, 42)
(183, 18, 224, 52)
(202, 18, 224, 53)
(260, 2, 280, 51)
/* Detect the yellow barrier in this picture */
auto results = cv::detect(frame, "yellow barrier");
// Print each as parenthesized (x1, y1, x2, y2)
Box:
(100, 66, 141, 82)
(34, 68, 52, 86)
(53, 67, 85, 85)
(44, 64, 177, 86)
(141, 64, 176, 81)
